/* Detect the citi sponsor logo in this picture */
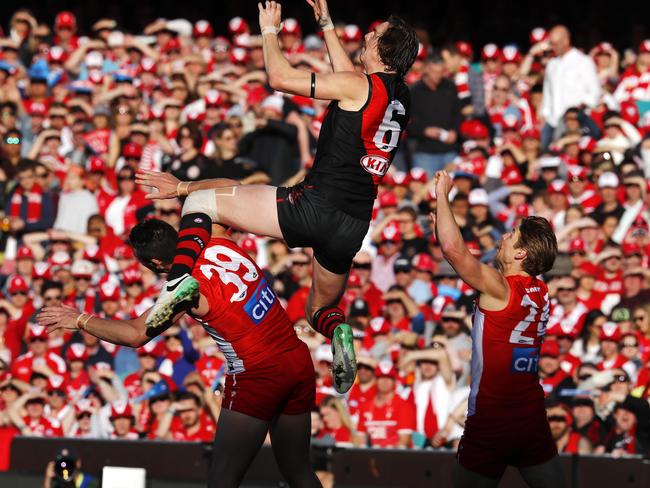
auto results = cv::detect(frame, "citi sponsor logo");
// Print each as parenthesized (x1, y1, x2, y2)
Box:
(243, 278, 276, 325)
(360, 154, 389, 176)
(511, 347, 539, 374)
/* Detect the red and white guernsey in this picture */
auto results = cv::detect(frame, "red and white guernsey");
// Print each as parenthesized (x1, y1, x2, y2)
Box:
(468, 275, 550, 417)
(191, 237, 303, 374)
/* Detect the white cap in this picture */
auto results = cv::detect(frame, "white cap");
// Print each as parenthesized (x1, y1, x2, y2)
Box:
(598, 171, 619, 188)
(260, 95, 284, 114)
(315, 344, 333, 363)
(539, 156, 561, 169)
(107, 31, 125, 47)
(468, 188, 489, 206)
(85, 51, 104, 68)
(71, 259, 94, 277)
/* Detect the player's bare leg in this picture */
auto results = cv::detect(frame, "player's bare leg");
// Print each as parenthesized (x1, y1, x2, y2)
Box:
(452, 463, 500, 488)
(518, 457, 566, 488)
(306, 258, 357, 394)
(146, 185, 282, 330)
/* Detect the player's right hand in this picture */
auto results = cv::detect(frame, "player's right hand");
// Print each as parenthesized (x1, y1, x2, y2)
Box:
(306, 0, 331, 23)
(434, 170, 454, 199)
(37, 305, 82, 333)
(136, 169, 180, 200)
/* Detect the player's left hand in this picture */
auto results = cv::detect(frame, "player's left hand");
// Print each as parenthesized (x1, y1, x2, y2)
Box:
(258, 1, 282, 31)
(434, 170, 454, 199)
(136, 169, 180, 199)
(38, 305, 80, 333)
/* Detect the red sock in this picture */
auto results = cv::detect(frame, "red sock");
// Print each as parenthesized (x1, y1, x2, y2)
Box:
(168, 213, 212, 280)
(312, 306, 345, 340)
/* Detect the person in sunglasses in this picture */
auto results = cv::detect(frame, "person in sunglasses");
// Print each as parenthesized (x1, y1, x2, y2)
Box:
(102, 166, 148, 238)
(545, 402, 592, 455)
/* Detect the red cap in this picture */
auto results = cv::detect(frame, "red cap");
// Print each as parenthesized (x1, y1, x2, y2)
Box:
(412, 253, 435, 272)
(228, 17, 249, 36)
(599, 322, 621, 342)
(577, 261, 599, 276)
(98, 280, 121, 301)
(568, 238, 586, 254)
(193, 20, 213, 38)
(229, 47, 250, 65)
(137, 341, 162, 357)
(380, 224, 401, 243)
(501, 45, 521, 63)
(204, 89, 224, 108)
(240, 237, 257, 253)
(32, 262, 52, 280)
(502, 166, 523, 185)
(368, 317, 391, 336)
(83, 245, 102, 263)
(88, 156, 106, 173)
(540, 340, 560, 357)
(66, 343, 89, 362)
(347, 271, 362, 288)
(416, 42, 427, 61)
(162, 38, 182, 54)
(567, 165, 588, 182)
(122, 266, 142, 285)
(110, 401, 133, 420)
(48, 46, 68, 63)
(409, 167, 428, 184)
(455, 41, 473, 59)
(342, 25, 362, 42)
(374, 361, 398, 379)
(481, 43, 501, 61)
(114, 244, 134, 260)
(529, 27, 547, 44)
(467, 241, 482, 257)
(55, 11, 76, 29)
(16, 246, 34, 260)
(49, 251, 72, 270)
(521, 127, 541, 139)
(8, 275, 29, 294)
(122, 142, 143, 159)
(139, 57, 157, 75)
(281, 18, 301, 36)
(578, 136, 597, 153)
(593, 42, 613, 56)
(501, 113, 521, 131)
(622, 242, 643, 257)
(639, 40, 650, 54)
(28, 323, 48, 341)
(392, 171, 409, 186)
(378, 191, 398, 208)
(460, 119, 489, 139)
(620, 102, 640, 126)
(75, 399, 94, 416)
(547, 180, 568, 195)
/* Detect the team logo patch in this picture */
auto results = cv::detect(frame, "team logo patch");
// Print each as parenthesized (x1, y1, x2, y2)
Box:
(511, 347, 539, 374)
(360, 154, 389, 176)
(243, 278, 276, 325)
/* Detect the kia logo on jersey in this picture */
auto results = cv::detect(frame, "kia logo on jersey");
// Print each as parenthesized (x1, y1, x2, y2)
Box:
(243, 278, 276, 325)
(511, 347, 539, 374)
(359, 154, 389, 177)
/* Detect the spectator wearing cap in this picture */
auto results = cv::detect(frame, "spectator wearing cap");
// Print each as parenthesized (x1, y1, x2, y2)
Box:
(596, 396, 650, 456)
(108, 401, 138, 440)
(67, 260, 97, 315)
(409, 52, 462, 176)
(0, 274, 35, 341)
(355, 361, 416, 448)
(68, 399, 99, 438)
(12, 318, 67, 381)
(539, 339, 576, 404)
(393, 254, 432, 305)
(619, 267, 650, 310)
(347, 356, 378, 423)
(540, 26, 601, 149)
(103, 165, 148, 238)
(63, 343, 91, 402)
(436, 304, 471, 379)
(548, 275, 588, 336)
(52, 166, 99, 234)
(441, 43, 485, 117)
(597, 322, 630, 373)
(350, 252, 385, 316)
(546, 402, 592, 454)
(572, 261, 603, 311)
(593, 247, 624, 313)
(592, 172, 624, 225)
(487, 76, 523, 138)
(6, 159, 55, 236)
(14, 244, 35, 283)
(371, 226, 402, 292)
(158, 324, 200, 389)
(613, 39, 650, 105)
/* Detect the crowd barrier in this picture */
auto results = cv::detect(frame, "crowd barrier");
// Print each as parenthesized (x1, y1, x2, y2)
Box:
(7, 437, 650, 487)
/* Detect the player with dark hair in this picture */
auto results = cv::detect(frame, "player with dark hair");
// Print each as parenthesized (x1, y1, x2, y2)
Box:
(38, 218, 321, 488)
(137, 0, 419, 394)
(433, 171, 565, 487)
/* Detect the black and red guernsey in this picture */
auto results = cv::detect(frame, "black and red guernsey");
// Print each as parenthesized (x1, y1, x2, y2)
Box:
(304, 72, 410, 220)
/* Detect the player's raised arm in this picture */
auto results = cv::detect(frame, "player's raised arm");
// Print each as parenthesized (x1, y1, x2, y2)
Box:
(433, 171, 510, 302)
(258, 2, 367, 103)
(306, 0, 355, 72)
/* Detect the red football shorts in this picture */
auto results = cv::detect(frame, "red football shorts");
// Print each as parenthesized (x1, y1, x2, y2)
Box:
(222, 343, 316, 421)
(457, 404, 558, 478)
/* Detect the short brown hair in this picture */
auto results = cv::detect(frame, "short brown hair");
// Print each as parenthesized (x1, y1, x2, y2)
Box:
(377, 16, 419, 78)
(515, 217, 558, 276)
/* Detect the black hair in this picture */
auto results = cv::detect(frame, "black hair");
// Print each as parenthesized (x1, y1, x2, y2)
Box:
(0, 102, 18, 116)
(42, 280, 63, 295)
(176, 122, 203, 150)
(128, 218, 178, 271)
(16, 158, 37, 174)
(426, 50, 444, 65)
(578, 310, 605, 355)
(176, 391, 201, 407)
(377, 16, 419, 78)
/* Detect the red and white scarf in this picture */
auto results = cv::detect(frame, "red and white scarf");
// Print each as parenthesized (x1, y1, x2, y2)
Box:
(10, 183, 43, 224)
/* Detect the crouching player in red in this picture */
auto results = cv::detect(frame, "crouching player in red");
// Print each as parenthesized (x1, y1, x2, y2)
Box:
(434, 171, 565, 488)
(38, 218, 320, 488)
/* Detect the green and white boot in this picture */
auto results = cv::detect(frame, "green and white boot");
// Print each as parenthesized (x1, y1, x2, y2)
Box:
(146, 273, 199, 330)
(331, 323, 357, 394)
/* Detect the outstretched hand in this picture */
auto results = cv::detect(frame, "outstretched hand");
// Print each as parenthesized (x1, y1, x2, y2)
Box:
(306, 0, 331, 23)
(136, 170, 180, 199)
(258, 1, 282, 31)
(434, 170, 454, 200)
(37, 305, 81, 334)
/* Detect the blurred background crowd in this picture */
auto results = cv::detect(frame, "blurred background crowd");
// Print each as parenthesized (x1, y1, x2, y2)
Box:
(0, 6, 650, 477)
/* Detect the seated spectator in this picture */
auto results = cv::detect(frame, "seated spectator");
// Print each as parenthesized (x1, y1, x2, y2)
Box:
(546, 401, 592, 454)
(318, 396, 355, 445)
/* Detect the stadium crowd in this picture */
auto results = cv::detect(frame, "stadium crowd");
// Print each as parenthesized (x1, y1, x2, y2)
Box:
(1, 7, 650, 474)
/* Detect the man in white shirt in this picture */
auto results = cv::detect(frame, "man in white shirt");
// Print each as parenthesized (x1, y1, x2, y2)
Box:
(541, 26, 601, 149)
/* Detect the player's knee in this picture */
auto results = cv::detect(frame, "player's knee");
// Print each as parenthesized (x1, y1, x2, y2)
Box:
(182, 189, 218, 220)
